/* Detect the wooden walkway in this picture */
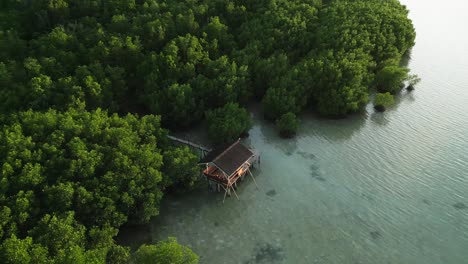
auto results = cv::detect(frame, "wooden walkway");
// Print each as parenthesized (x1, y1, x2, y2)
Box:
(167, 135, 212, 158)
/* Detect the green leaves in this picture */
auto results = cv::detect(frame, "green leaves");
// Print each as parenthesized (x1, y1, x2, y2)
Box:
(0, 109, 169, 261)
(105, 245, 130, 264)
(206, 103, 252, 144)
(262, 86, 301, 121)
(31, 212, 86, 256)
(276, 112, 299, 138)
(162, 146, 200, 191)
(406, 74, 421, 91)
(374, 92, 395, 112)
(310, 50, 371, 117)
(238, 0, 319, 59)
(133, 237, 199, 264)
(44, 183, 74, 212)
(0, 235, 49, 264)
(2, 0, 415, 120)
(375, 65, 410, 94)
(318, 0, 415, 65)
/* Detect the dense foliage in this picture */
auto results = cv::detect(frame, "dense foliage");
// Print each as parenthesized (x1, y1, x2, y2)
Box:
(133, 237, 199, 264)
(0, 109, 198, 263)
(276, 112, 299, 138)
(0, 0, 415, 123)
(206, 103, 252, 144)
(1, 0, 416, 262)
(162, 146, 200, 191)
(374, 92, 395, 112)
(375, 64, 410, 94)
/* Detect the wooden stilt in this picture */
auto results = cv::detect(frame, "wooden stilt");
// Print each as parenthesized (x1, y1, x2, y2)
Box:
(248, 169, 259, 189)
(222, 184, 232, 203)
(231, 185, 240, 200)
(222, 186, 228, 203)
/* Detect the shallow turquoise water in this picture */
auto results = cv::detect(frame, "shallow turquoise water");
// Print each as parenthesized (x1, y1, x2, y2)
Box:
(148, 1, 468, 263)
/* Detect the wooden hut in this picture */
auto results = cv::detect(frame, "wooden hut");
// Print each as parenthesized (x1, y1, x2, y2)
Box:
(199, 139, 259, 202)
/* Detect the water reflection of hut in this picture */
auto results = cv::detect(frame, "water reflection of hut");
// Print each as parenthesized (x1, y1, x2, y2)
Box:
(199, 139, 259, 202)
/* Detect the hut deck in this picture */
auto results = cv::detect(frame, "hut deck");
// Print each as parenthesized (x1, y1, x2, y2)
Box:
(203, 166, 228, 184)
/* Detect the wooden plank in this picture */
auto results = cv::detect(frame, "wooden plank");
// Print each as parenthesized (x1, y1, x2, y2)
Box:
(167, 135, 212, 152)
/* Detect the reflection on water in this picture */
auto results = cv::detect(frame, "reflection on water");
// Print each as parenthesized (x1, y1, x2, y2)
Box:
(124, 0, 468, 263)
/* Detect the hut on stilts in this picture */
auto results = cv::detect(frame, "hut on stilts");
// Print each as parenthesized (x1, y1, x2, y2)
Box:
(199, 139, 260, 203)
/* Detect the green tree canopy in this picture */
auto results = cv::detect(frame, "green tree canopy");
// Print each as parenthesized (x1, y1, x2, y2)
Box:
(0, 109, 171, 262)
(133, 237, 199, 264)
(162, 146, 200, 191)
(276, 112, 299, 138)
(374, 92, 395, 112)
(0, 0, 415, 122)
(375, 65, 409, 94)
(206, 103, 252, 144)
(317, 0, 415, 65)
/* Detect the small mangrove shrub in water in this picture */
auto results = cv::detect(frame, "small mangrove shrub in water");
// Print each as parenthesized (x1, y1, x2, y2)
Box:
(276, 112, 299, 138)
(406, 74, 421, 91)
(374, 92, 394, 112)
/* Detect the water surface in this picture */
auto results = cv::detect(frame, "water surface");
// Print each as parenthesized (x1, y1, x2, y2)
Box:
(146, 1, 468, 263)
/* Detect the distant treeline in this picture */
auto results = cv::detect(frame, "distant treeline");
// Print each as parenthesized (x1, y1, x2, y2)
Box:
(0, 0, 415, 263)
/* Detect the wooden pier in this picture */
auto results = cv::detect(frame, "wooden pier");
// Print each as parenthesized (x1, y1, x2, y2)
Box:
(167, 136, 260, 202)
(167, 135, 212, 158)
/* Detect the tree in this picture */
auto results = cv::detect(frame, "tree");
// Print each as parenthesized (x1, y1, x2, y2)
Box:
(0, 109, 170, 262)
(309, 50, 372, 117)
(133, 237, 199, 264)
(237, 0, 319, 60)
(276, 112, 299, 138)
(0, 206, 14, 239)
(30, 212, 86, 256)
(203, 16, 236, 56)
(262, 86, 302, 121)
(162, 146, 200, 191)
(406, 74, 421, 91)
(317, 0, 415, 65)
(0, 30, 27, 61)
(148, 83, 200, 129)
(312, 0, 416, 112)
(374, 92, 394, 112)
(375, 65, 409, 94)
(106, 245, 130, 264)
(0, 235, 50, 264)
(206, 103, 252, 144)
(251, 53, 290, 99)
(0, 0, 416, 121)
